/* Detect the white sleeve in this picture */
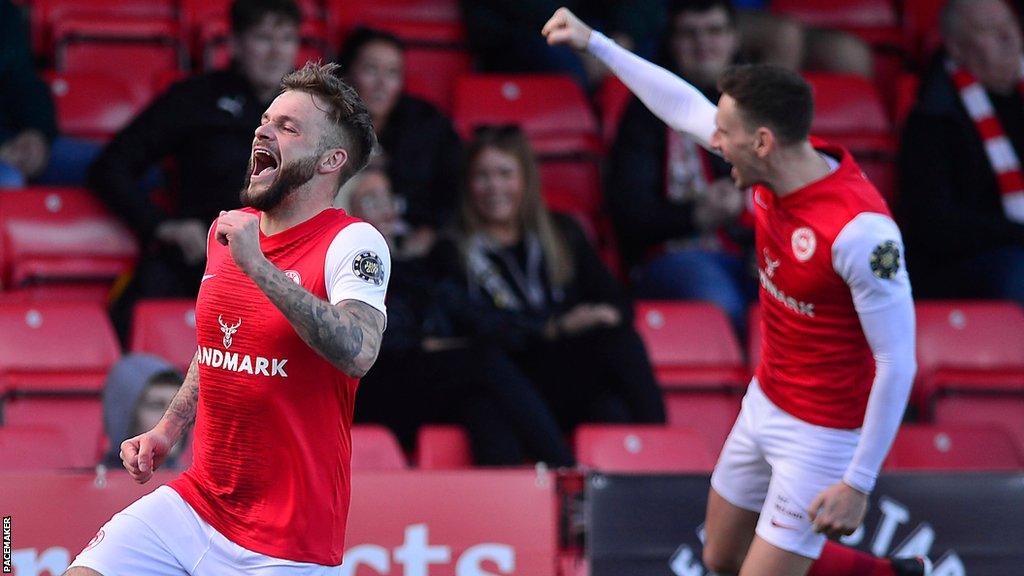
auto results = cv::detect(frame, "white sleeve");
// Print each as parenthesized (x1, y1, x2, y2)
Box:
(832, 213, 917, 493)
(324, 222, 390, 320)
(588, 30, 718, 149)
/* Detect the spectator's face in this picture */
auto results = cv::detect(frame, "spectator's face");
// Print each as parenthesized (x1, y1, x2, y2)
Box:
(244, 90, 330, 211)
(711, 95, 765, 189)
(669, 7, 738, 88)
(133, 383, 179, 437)
(349, 41, 404, 123)
(949, 0, 1022, 92)
(469, 147, 525, 227)
(234, 14, 301, 97)
(350, 172, 400, 237)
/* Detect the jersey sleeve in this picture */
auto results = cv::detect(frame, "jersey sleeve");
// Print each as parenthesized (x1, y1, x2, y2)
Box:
(833, 212, 917, 493)
(323, 222, 391, 319)
(588, 30, 718, 149)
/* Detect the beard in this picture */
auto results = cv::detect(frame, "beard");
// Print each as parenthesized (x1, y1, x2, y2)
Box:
(241, 153, 319, 212)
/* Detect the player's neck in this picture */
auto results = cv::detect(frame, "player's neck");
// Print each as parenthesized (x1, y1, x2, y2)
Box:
(767, 141, 832, 197)
(259, 185, 333, 236)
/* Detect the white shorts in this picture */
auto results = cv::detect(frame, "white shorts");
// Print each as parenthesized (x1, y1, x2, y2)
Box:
(69, 486, 341, 576)
(710, 378, 860, 559)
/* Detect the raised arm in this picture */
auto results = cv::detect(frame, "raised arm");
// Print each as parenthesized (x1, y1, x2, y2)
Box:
(542, 7, 718, 148)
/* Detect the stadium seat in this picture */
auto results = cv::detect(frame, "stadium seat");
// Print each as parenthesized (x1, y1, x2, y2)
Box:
(415, 425, 472, 469)
(327, 0, 463, 50)
(0, 187, 138, 288)
(770, 0, 902, 48)
(453, 74, 601, 155)
(633, 301, 748, 390)
(893, 72, 921, 131)
(901, 0, 944, 65)
(805, 73, 897, 200)
(933, 396, 1024, 456)
(0, 302, 121, 394)
(575, 425, 715, 473)
(46, 72, 147, 140)
(53, 18, 185, 86)
(915, 301, 1024, 407)
(884, 424, 1024, 471)
(130, 299, 198, 372)
(747, 304, 762, 374)
(1, 395, 102, 468)
(595, 76, 633, 148)
(351, 425, 407, 469)
(538, 160, 603, 215)
(0, 425, 75, 471)
(663, 391, 741, 456)
(31, 0, 177, 58)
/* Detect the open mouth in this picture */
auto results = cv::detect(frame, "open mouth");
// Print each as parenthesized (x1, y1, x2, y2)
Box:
(252, 148, 279, 180)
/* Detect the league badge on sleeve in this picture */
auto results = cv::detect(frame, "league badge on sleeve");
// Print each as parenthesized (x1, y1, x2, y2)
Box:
(870, 240, 901, 279)
(353, 251, 385, 285)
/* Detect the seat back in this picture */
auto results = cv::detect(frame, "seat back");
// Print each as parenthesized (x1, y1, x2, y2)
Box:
(575, 425, 715, 473)
(351, 425, 407, 470)
(130, 299, 198, 372)
(884, 424, 1024, 471)
(415, 425, 473, 469)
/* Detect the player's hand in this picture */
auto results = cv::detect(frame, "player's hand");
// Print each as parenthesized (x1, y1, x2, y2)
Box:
(155, 218, 208, 266)
(215, 210, 265, 275)
(120, 428, 173, 484)
(808, 481, 868, 538)
(541, 7, 593, 51)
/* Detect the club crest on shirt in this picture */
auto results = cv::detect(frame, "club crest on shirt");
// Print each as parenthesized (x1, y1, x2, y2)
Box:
(791, 227, 816, 262)
(353, 251, 384, 285)
(870, 240, 901, 279)
(284, 269, 302, 285)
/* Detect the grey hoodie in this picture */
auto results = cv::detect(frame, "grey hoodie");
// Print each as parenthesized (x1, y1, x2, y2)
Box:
(101, 353, 182, 468)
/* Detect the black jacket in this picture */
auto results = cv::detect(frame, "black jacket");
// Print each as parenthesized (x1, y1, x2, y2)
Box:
(433, 213, 632, 352)
(0, 0, 57, 145)
(89, 68, 270, 241)
(897, 54, 1024, 265)
(378, 95, 462, 229)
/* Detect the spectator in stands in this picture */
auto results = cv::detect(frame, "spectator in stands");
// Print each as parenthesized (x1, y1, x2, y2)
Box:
(898, 0, 1024, 305)
(432, 125, 666, 464)
(0, 0, 100, 188)
(607, 0, 756, 334)
(338, 28, 462, 257)
(736, 8, 874, 78)
(90, 0, 301, 342)
(459, 0, 665, 88)
(101, 354, 188, 470)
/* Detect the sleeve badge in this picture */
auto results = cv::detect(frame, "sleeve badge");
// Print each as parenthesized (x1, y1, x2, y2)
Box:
(869, 240, 901, 280)
(353, 251, 385, 285)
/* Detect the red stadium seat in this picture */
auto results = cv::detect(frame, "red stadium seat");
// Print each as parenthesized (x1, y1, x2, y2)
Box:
(130, 299, 198, 372)
(415, 425, 472, 469)
(664, 391, 741, 456)
(805, 73, 897, 200)
(327, 0, 463, 49)
(0, 302, 121, 394)
(747, 304, 762, 374)
(2, 395, 103, 468)
(770, 0, 902, 48)
(933, 396, 1024, 456)
(915, 301, 1024, 404)
(0, 425, 76, 471)
(453, 74, 601, 155)
(31, 0, 177, 58)
(46, 72, 147, 140)
(53, 18, 185, 86)
(893, 72, 921, 131)
(901, 0, 944, 64)
(0, 188, 138, 288)
(634, 301, 748, 390)
(884, 424, 1024, 471)
(595, 76, 633, 148)
(351, 425, 407, 469)
(575, 425, 715, 473)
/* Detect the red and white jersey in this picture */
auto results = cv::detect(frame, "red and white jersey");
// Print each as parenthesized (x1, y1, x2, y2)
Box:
(754, 143, 910, 429)
(169, 207, 390, 566)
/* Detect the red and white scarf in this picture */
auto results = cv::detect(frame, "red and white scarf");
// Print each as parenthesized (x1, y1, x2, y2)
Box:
(946, 58, 1024, 223)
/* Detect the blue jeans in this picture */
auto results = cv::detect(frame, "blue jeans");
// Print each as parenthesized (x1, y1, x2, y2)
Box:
(634, 249, 757, 334)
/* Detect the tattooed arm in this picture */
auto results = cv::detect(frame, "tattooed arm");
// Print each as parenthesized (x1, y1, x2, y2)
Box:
(246, 258, 386, 378)
(121, 357, 199, 483)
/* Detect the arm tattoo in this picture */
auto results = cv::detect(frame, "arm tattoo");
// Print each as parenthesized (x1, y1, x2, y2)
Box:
(161, 357, 200, 441)
(249, 259, 385, 378)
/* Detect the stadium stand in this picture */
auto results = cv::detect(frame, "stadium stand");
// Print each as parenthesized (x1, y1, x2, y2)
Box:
(45, 72, 149, 140)
(0, 424, 76, 471)
(884, 424, 1024, 471)
(129, 299, 198, 372)
(351, 425, 408, 470)
(1, 395, 102, 468)
(415, 424, 473, 469)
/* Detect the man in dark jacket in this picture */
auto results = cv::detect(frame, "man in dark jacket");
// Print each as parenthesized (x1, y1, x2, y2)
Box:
(898, 0, 1024, 304)
(90, 0, 301, 341)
